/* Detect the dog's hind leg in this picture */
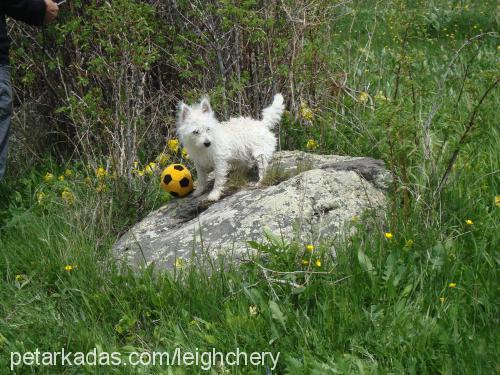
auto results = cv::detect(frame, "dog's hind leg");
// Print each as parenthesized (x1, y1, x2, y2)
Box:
(254, 153, 271, 183)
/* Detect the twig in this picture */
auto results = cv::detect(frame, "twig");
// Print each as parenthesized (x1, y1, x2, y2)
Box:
(435, 77, 499, 196)
(222, 281, 263, 303)
(261, 268, 279, 300)
(268, 278, 302, 288)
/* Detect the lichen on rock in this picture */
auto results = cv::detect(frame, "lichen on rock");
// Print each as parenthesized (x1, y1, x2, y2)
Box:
(113, 151, 389, 270)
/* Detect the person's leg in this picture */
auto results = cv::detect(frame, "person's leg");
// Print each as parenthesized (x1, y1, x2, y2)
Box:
(0, 65, 13, 181)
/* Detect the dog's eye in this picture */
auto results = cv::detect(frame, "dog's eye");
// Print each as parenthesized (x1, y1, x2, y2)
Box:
(192, 130, 199, 135)
(206, 128, 210, 132)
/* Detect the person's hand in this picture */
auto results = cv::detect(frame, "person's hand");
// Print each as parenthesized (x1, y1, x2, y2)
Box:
(44, 0, 59, 24)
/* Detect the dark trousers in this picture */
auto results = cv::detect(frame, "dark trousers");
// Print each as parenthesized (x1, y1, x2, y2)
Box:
(0, 64, 12, 180)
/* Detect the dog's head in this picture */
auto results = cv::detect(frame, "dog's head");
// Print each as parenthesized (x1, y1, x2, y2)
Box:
(176, 97, 217, 150)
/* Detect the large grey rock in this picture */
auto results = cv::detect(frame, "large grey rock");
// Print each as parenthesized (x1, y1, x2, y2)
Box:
(113, 151, 389, 270)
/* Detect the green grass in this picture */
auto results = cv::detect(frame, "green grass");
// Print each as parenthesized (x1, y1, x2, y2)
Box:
(1, 0, 499, 373)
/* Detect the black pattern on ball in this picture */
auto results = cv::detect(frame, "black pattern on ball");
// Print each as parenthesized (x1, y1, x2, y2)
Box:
(163, 174, 172, 185)
(170, 191, 179, 197)
(179, 177, 190, 187)
(174, 165, 184, 171)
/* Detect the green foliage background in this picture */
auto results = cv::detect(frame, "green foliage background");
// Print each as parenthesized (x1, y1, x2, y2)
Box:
(0, 0, 499, 373)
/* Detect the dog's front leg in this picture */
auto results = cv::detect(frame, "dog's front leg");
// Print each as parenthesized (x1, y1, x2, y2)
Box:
(206, 161, 228, 201)
(192, 163, 208, 197)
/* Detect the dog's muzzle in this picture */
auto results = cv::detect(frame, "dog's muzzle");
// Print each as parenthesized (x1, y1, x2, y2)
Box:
(204, 141, 211, 147)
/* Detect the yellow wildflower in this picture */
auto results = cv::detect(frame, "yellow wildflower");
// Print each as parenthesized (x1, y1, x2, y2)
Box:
(145, 162, 157, 175)
(358, 91, 369, 103)
(249, 305, 259, 316)
(58, 175, 65, 181)
(448, 282, 457, 288)
(95, 167, 107, 179)
(15, 274, 23, 282)
(156, 153, 170, 166)
(300, 101, 314, 121)
(384, 232, 393, 240)
(351, 216, 360, 223)
(64, 169, 73, 177)
(404, 239, 414, 249)
(301, 259, 309, 266)
(84, 177, 92, 186)
(306, 244, 314, 252)
(315, 259, 322, 267)
(43, 172, 54, 183)
(64, 265, 74, 272)
(374, 91, 389, 102)
(61, 190, 75, 205)
(182, 148, 189, 159)
(36, 192, 46, 204)
(167, 139, 180, 153)
(440, 297, 446, 304)
(495, 195, 500, 207)
(306, 139, 318, 151)
(465, 219, 473, 225)
(175, 258, 184, 268)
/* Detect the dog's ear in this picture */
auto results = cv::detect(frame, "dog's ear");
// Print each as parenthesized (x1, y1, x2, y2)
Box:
(178, 102, 190, 122)
(200, 97, 212, 114)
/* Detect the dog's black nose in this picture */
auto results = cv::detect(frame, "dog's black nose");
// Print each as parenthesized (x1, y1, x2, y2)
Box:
(204, 141, 211, 147)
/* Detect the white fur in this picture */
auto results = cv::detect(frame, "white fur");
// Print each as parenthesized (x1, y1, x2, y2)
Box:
(177, 94, 285, 201)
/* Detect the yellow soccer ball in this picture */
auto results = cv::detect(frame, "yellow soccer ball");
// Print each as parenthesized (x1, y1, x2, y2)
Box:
(160, 164, 194, 198)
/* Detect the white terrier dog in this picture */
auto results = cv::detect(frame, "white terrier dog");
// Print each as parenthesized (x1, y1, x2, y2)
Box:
(177, 94, 285, 201)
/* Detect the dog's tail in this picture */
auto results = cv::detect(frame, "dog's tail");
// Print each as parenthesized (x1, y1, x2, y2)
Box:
(261, 93, 285, 129)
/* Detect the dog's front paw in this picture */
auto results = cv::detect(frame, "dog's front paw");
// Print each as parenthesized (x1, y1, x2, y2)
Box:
(192, 188, 205, 198)
(206, 191, 221, 201)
